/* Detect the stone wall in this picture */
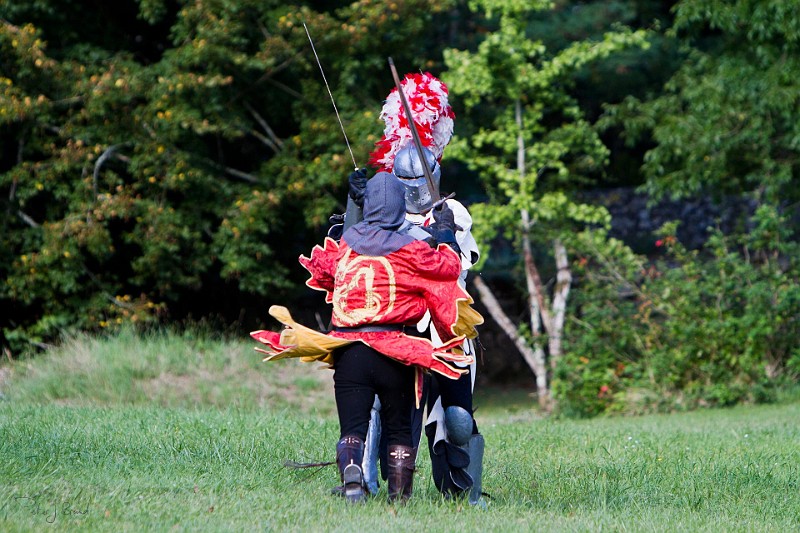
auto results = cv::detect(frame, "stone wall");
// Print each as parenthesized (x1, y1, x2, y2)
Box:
(585, 187, 757, 251)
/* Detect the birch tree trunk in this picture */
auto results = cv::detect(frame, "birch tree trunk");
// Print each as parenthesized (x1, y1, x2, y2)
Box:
(549, 239, 571, 367)
(519, 208, 550, 406)
(466, 99, 576, 410)
(516, 99, 551, 406)
(472, 275, 549, 407)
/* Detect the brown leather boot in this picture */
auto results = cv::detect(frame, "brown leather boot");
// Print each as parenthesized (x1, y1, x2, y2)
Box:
(386, 444, 415, 503)
(336, 436, 366, 503)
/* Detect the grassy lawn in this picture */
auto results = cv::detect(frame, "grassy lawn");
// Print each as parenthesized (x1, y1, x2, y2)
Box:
(1, 331, 799, 531)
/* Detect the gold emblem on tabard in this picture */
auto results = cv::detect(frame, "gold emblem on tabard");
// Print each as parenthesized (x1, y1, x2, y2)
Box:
(333, 248, 397, 326)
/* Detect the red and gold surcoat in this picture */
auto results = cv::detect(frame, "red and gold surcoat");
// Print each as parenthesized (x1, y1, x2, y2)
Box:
(251, 237, 483, 402)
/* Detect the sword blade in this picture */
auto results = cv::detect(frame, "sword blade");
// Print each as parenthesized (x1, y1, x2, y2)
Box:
(303, 22, 358, 170)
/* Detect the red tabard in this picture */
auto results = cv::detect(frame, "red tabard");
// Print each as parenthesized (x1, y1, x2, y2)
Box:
(296, 236, 474, 376)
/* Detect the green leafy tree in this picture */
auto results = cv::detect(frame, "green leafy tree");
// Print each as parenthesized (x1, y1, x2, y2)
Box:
(0, 0, 456, 352)
(442, 0, 649, 406)
(1, 2, 300, 349)
(563, 0, 800, 416)
(601, 0, 800, 205)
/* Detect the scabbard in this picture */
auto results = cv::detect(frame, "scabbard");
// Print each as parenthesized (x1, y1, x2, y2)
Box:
(343, 195, 363, 231)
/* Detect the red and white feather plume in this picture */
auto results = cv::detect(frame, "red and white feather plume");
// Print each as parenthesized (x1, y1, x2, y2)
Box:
(369, 72, 455, 172)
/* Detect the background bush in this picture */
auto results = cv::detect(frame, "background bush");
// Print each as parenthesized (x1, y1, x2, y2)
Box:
(557, 206, 800, 417)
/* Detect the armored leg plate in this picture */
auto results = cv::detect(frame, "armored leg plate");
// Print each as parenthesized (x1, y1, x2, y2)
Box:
(465, 434, 485, 507)
(444, 405, 473, 446)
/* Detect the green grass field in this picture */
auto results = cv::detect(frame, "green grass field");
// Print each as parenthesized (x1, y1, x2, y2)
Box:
(1, 331, 799, 531)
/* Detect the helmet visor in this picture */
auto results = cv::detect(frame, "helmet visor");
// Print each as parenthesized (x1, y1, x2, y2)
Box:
(397, 176, 433, 214)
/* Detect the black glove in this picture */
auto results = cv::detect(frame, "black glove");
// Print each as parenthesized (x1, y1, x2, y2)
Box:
(433, 202, 456, 233)
(425, 203, 461, 256)
(348, 168, 368, 208)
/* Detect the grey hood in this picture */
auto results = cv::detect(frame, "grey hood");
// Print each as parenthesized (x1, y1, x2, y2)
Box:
(342, 172, 415, 256)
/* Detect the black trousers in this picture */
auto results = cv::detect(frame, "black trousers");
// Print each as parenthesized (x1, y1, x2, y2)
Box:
(333, 343, 415, 447)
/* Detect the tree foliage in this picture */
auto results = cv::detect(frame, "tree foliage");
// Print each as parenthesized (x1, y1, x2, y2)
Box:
(561, 0, 800, 415)
(601, 0, 800, 205)
(0, 0, 455, 350)
(440, 0, 648, 402)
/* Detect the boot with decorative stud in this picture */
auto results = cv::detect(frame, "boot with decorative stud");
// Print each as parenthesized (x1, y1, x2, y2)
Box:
(387, 444, 415, 503)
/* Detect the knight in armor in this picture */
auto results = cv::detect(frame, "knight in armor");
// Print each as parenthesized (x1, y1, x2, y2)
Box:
(251, 172, 482, 504)
(324, 71, 486, 506)
(352, 71, 487, 507)
(352, 146, 485, 506)
(393, 145, 485, 506)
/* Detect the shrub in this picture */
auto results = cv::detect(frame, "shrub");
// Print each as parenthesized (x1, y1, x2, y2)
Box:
(556, 204, 800, 416)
